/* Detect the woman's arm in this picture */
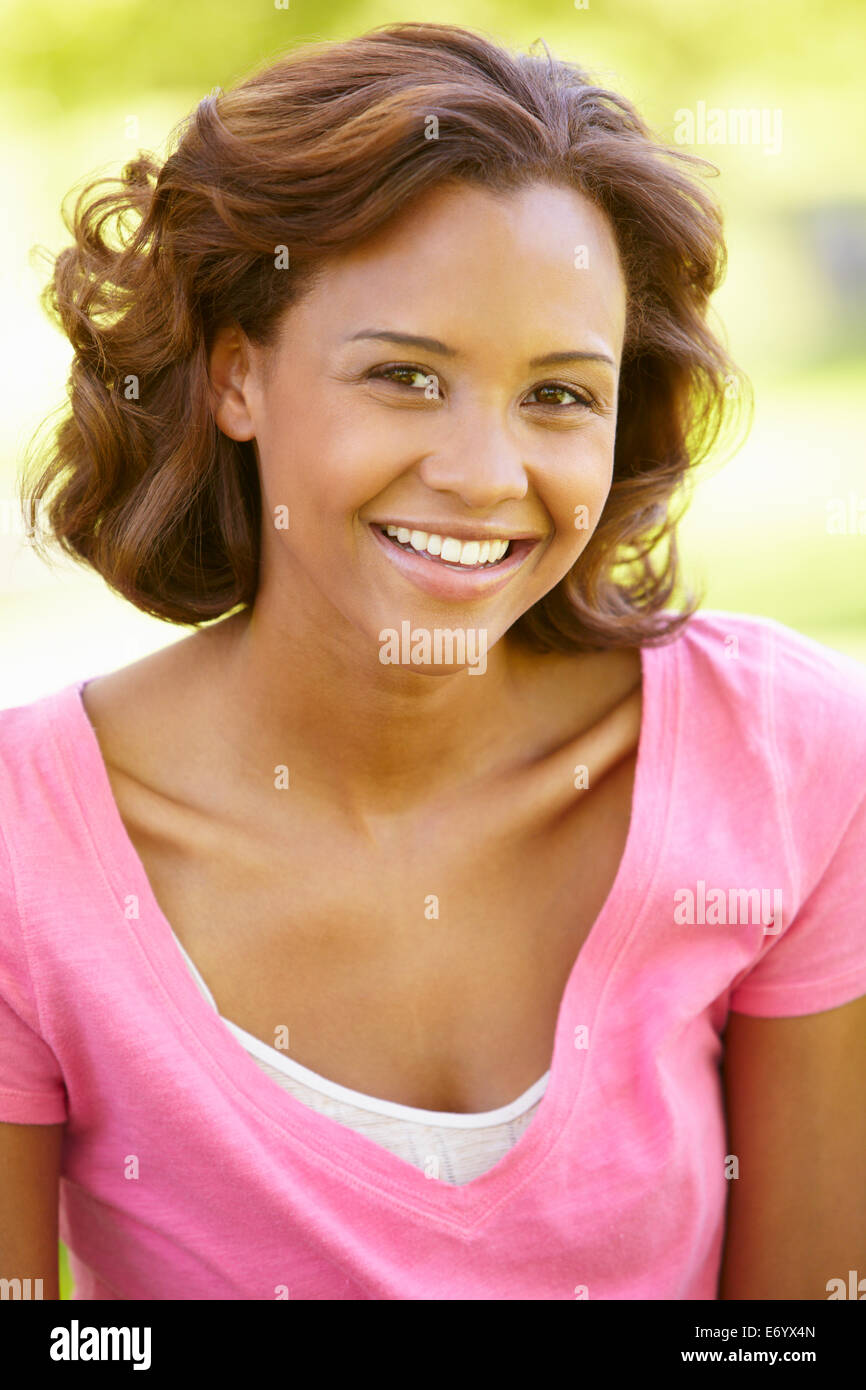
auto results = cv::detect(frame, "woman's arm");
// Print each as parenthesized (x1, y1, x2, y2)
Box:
(719, 993, 866, 1299)
(0, 1121, 64, 1300)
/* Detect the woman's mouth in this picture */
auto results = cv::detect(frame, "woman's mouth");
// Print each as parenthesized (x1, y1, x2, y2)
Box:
(368, 521, 539, 601)
(377, 524, 513, 568)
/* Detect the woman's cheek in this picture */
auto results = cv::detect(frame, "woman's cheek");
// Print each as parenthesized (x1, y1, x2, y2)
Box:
(552, 460, 613, 549)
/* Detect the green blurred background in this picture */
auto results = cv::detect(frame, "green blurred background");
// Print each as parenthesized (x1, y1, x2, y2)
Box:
(0, 0, 863, 1299)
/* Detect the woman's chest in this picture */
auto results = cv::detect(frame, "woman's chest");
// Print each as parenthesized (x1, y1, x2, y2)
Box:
(115, 748, 637, 1114)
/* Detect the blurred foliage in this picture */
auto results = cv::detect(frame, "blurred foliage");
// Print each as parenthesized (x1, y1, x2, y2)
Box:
(3, 0, 865, 144)
(59, 1240, 72, 1300)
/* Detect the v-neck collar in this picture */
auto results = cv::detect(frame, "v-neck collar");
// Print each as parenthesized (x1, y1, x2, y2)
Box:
(172, 922, 551, 1124)
(48, 634, 677, 1232)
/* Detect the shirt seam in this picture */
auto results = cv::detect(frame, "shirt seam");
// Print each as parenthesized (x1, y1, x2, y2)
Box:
(538, 618, 680, 1179)
(0, 803, 55, 1050)
(764, 620, 801, 909)
(0, 1086, 67, 1106)
(768, 613, 866, 917)
(730, 953, 866, 1003)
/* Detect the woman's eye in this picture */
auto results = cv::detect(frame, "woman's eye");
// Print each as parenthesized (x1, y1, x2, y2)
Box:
(370, 364, 432, 390)
(527, 383, 595, 410)
(368, 365, 596, 411)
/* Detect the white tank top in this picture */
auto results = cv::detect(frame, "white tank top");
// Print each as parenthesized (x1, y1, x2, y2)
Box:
(171, 932, 549, 1185)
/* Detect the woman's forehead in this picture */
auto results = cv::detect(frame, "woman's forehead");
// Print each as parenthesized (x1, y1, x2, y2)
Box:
(277, 181, 627, 359)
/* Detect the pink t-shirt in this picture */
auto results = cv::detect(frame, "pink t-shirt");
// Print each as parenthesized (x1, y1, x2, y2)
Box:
(1, 608, 866, 1301)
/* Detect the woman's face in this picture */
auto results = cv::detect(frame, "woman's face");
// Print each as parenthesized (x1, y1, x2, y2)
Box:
(212, 179, 627, 672)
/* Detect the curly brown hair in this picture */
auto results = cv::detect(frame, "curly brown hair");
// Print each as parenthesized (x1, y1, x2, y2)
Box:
(19, 20, 751, 652)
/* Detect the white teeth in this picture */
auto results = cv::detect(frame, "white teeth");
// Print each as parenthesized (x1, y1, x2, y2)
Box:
(382, 526, 511, 566)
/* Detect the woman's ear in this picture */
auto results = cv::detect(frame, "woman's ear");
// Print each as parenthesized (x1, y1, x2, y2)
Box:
(208, 323, 259, 441)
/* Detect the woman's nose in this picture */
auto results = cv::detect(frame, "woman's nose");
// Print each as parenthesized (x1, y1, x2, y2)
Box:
(415, 417, 529, 511)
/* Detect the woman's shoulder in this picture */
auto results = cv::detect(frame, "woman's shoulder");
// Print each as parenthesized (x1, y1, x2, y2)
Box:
(0, 636, 184, 841)
(671, 607, 866, 712)
(0, 626, 207, 777)
(0, 680, 101, 914)
(0, 678, 83, 796)
(670, 606, 866, 833)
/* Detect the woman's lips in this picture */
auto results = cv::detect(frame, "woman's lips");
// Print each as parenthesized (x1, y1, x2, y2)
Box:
(380, 525, 512, 568)
(368, 521, 538, 600)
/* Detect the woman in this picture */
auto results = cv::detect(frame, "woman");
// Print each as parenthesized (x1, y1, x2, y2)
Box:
(1, 22, 864, 1302)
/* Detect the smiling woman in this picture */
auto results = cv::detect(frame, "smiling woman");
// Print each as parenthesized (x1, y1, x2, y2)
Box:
(204, 177, 629, 630)
(17, 21, 745, 645)
(1, 21, 865, 1307)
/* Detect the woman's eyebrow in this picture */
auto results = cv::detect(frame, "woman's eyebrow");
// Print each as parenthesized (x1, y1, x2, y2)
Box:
(345, 328, 615, 369)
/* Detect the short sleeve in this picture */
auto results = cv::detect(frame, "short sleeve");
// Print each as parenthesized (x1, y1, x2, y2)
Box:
(729, 785, 866, 1016)
(0, 821, 68, 1123)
